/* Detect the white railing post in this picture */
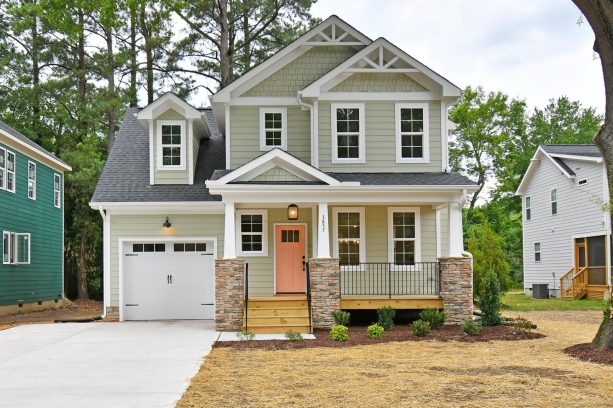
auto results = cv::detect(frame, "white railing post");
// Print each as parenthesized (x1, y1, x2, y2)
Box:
(317, 202, 330, 258)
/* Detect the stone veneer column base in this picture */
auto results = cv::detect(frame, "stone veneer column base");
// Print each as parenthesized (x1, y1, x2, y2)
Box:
(215, 259, 245, 331)
(439, 256, 473, 325)
(105, 306, 119, 321)
(309, 258, 340, 329)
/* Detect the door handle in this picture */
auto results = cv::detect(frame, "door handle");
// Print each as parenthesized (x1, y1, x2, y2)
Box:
(302, 260, 306, 271)
(167, 275, 170, 284)
(170, 274, 173, 284)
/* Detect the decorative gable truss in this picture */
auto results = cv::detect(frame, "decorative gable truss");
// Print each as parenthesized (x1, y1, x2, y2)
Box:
(302, 21, 368, 46)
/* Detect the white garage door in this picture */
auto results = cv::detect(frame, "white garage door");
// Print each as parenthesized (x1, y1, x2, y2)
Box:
(123, 240, 215, 320)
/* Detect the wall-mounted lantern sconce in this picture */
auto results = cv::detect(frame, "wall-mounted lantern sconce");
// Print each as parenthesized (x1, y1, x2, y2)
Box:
(162, 216, 172, 229)
(287, 204, 299, 220)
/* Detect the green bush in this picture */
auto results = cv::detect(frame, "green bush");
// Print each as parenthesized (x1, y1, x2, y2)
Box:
(285, 330, 304, 341)
(463, 319, 481, 336)
(377, 306, 396, 330)
(513, 316, 533, 333)
(367, 323, 384, 339)
(331, 310, 350, 326)
(330, 324, 349, 342)
(419, 309, 447, 328)
(479, 272, 503, 326)
(236, 331, 255, 341)
(410, 319, 431, 337)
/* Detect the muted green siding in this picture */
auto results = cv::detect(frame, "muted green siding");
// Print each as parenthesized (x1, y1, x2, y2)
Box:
(330, 73, 428, 92)
(251, 167, 304, 182)
(230, 106, 311, 168)
(317, 100, 442, 172)
(0, 141, 64, 306)
(152, 108, 190, 185)
(109, 213, 225, 306)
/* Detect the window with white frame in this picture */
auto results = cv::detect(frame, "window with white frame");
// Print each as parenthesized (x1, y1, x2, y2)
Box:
(525, 196, 531, 221)
(236, 210, 267, 255)
(53, 174, 61, 208)
(395, 103, 429, 163)
(388, 207, 421, 266)
(331, 104, 365, 163)
(2, 231, 30, 264)
(6, 150, 15, 193)
(534, 242, 541, 262)
(157, 121, 185, 169)
(0, 147, 5, 190)
(27, 161, 36, 200)
(259, 108, 287, 151)
(332, 207, 365, 267)
(550, 189, 557, 215)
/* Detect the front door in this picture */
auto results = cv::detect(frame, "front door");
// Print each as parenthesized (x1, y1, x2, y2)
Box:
(575, 238, 587, 271)
(275, 225, 306, 293)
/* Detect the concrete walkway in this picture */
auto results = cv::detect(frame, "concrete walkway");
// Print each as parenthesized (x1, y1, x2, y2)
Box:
(0, 321, 219, 408)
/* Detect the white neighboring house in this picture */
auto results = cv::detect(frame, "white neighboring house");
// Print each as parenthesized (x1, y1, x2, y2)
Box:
(516, 144, 612, 299)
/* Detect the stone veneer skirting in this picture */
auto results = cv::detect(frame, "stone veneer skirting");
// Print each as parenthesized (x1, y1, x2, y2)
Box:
(215, 259, 245, 331)
(309, 258, 341, 329)
(439, 256, 473, 324)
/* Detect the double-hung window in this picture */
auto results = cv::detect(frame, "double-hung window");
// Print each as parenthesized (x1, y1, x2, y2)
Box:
(525, 196, 531, 221)
(2, 231, 30, 265)
(388, 207, 421, 266)
(53, 174, 61, 208)
(332, 207, 365, 267)
(6, 151, 15, 193)
(396, 103, 429, 163)
(236, 210, 267, 256)
(0, 147, 5, 190)
(550, 189, 557, 215)
(331, 103, 365, 163)
(27, 161, 36, 200)
(534, 242, 541, 262)
(259, 108, 287, 151)
(157, 121, 185, 169)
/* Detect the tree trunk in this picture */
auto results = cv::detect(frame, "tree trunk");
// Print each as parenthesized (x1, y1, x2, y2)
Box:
(129, 0, 138, 108)
(218, 0, 232, 89)
(242, 12, 251, 71)
(105, 23, 116, 151)
(76, 233, 89, 300)
(571, 0, 613, 351)
(139, 2, 154, 103)
(77, 7, 87, 140)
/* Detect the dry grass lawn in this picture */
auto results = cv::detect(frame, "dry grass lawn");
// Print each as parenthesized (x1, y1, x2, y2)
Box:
(179, 311, 613, 407)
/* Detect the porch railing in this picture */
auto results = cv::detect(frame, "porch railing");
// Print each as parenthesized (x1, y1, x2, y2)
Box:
(340, 262, 441, 297)
(244, 263, 249, 332)
(305, 261, 312, 333)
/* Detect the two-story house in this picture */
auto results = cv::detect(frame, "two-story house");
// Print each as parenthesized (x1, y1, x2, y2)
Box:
(517, 144, 612, 300)
(0, 120, 71, 316)
(91, 16, 478, 332)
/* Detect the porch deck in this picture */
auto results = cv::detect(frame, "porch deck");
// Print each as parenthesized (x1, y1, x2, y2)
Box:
(339, 295, 443, 310)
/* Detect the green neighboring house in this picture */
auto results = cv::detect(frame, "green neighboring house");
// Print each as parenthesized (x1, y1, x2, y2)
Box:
(0, 120, 71, 316)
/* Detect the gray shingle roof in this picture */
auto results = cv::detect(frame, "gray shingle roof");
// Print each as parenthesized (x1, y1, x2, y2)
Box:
(541, 144, 602, 158)
(552, 157, 575, 176)
(0, 119, 70, 168)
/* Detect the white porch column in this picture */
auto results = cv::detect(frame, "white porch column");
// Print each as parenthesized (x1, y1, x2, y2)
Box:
(223, 201, 237, 259)
(449, 202, 464, 257)
(317, 202, 331, 258)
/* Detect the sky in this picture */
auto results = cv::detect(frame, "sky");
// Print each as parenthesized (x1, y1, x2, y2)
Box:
(310, 0, 605, 112)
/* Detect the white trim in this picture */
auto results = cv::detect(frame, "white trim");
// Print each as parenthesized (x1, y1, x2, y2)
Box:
(448, 202, 464, 256)
(571, 230, 609, 239)
(118, 236, 217, 322)
(0, 146, 5, 190)
(12, 232, 31, 265)
(317, 202, 330, 258)
(516, 147, 578, 195)
(0, 128, 71, 171)
(550, 188, 558, 216)
(313, 100, 319, 168)
(137, 92, 202, 120)
(435, 207, 441, 258)
(90, 201, 225, 214)
(187, 119, 194, 184)
(311, 204, 318, 258)
(395, 103, 429, 164)
(548, 153, 602, 163)
(148, 124, 155, 184)
(99, 208, 111, 313)
(224, 201, 236, 259)
(387, 207, 421, 266)
(225, 104, 231, 169)
(2, 231, 10, 264)
(156, 120, 187, 171)
(331, 103, 365, 164)
(331, 207, 366, 267)
(27, 160, 36, 200)
(259, 108, 288, 151)
(441, 101, 449, 172)
(6, 150, 15, 193)
(319, 92, 436, 101)
(53, 173, 61, 208)
(230, 97, 298, 106)
(273, 223, 308, 294)
(236, 209, 269, 257)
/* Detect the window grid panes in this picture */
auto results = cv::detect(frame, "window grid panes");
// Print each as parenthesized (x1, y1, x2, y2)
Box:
(54, 174, 61, 208)
(392, 212, 416, 265)
(264, 112, 283, 147)
(132, 243, 166, 253)
(28, 162, 36, 200)
(2, 232, 9, 264)
(3, 232, 30, 264)
(399, 108, 424, 158)
(337, 212, 360, 266)
(0, 148, 5, 190)
(241, 214, 263, 252)
(161, 125, 181, 166)
(336, 108, 360, 159)
(551, 189, 557, 215)
(534, 242, 541, 262)
(6, 151, 15, 192)
(281, 230, 299, 243)
(174, 243, 206, 252)
(525, 197, 531, 220)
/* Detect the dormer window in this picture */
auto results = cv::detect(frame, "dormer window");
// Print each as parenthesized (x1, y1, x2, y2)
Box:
(259, 108, 287, 151)
(157, 120, 186, 170)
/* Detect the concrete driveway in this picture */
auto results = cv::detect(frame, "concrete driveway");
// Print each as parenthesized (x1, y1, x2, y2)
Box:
(0, 321, 219, 408)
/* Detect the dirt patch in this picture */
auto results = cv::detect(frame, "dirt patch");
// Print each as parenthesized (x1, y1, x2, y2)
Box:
(216, 325, 544, 351)
(0, 300, 103, 330)
(564, 343, 613, 366)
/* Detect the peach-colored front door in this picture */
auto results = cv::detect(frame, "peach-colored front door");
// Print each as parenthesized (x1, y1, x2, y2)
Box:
(275, 225, 306, 293)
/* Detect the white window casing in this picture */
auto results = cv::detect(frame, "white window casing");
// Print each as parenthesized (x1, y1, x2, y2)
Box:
(3, 232, 30, 265)
(156, 120, 186, 170)
(331, 103, 365, 164)
(259, 108, 287, 151)
(54, 174, 61, 208)
(525, 196, 531, 221)
(550, 188, 557, 215)
(0, 147, 6, 190)
(332, 207, 366, 268)
(388, 207, 421, 266)
(534, 242, 541, 263)
(395, 103, 429, 164)
(6, 150, 15, 193)
(2, 231, 10, 264)
(235, 209, 268, 256)
(27, 161, 36, 200)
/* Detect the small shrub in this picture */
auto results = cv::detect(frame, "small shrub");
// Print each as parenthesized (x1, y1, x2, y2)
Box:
(367, 323, 385, 339)
(331, 310, 350, 326)
(236, 331, 255, 341)
(513, 316, 533, 333)
(377, 306, 396, 330)
(410, 319, 431, 337)
(330, 324, 349, 342)
(463, 319, 481, 336)
(285, 330, 304, 341)
(420, 308, 447, 328)
(479, 272, 503, 326)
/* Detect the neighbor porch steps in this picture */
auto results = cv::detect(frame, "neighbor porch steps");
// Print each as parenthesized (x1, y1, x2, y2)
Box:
(243, 296, 311, 334)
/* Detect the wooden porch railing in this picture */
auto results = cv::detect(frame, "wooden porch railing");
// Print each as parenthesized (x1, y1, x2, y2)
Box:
(560, 266, 589, 299)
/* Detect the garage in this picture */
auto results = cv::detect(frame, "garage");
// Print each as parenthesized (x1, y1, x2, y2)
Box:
(122, 239, 215, 320)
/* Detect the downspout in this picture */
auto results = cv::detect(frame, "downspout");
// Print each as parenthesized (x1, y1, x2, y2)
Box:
(98, 206, 109, 318)
(297, 92, 318, 167)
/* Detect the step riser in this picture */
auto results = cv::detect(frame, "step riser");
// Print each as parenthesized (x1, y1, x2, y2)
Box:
(246, 301, 308, 308)
(246, 309, 310, 318)
(245, 317, 310, 326)
(244, 326, 311, 334)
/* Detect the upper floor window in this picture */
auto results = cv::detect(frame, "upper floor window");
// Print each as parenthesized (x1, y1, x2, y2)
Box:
(525, 196, 531, 221)
(331, 103, 365, 163)
(6, 150, 15, 193)
(259, 108, 287, 151)
(550, 189, 557, 215)
(53, 174, 61, 208)
(0, 147, 5, 190)
(157, 121, 185, 170)
(332, 207, 365, 267)
(534, 242, 541, 262)
(395, 103, 429, 163)
(236, 209, 268, 256)
(27, 161, 36, 200)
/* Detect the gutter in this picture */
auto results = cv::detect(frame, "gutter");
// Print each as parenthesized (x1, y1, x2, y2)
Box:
(98, 206, 108, 319)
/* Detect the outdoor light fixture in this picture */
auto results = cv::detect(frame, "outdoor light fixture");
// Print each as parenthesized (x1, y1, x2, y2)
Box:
(287, 203, 299, 220)
(162, 216, 172, 228)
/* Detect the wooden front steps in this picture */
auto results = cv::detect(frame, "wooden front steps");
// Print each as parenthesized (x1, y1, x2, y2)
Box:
(244, 295, 311, 334)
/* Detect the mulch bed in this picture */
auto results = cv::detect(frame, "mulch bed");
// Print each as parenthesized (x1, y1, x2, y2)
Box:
(215, 325, 545, 351)
(564, 343, 613, 365)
